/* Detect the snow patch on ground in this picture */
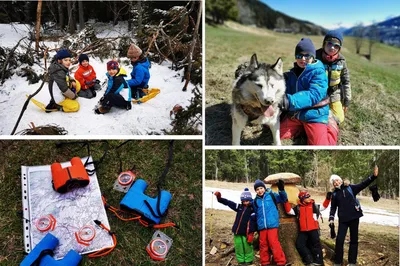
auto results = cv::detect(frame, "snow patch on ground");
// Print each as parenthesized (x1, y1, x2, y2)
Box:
(0, 23, 198, 135)
(205, 187, 399, 227)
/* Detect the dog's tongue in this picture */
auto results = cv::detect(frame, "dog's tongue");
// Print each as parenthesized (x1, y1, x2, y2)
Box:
(263, 105, 275, 117)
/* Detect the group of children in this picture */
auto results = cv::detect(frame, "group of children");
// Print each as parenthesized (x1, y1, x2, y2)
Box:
(214, 167, 379, 266)
(279, 30, 350, 145)
(45, 43, 150, 114)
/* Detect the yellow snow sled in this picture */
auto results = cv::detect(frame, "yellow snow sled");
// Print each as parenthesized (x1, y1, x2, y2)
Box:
(132, 88, 160, 104)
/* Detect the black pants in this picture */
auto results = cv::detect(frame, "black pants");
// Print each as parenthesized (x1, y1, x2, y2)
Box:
(296, 230, 323, 264)
(101, 93, 128, 109)
(335, 218, 359, 264)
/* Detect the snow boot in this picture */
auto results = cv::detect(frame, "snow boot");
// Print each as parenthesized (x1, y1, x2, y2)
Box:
(94, 106, 110, 114)
(45, 101, 62, 113)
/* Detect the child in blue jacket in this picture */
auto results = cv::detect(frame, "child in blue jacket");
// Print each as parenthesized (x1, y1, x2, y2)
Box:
(253, 179, 288, 266)
(279, 38, 339, 145)
(126, 44, 150, 99)
(214, 188, 256, 265)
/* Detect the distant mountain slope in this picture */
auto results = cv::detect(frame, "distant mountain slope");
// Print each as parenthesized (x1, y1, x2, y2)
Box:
(344, 16, 400, 47)
(236, 0, 326, 35)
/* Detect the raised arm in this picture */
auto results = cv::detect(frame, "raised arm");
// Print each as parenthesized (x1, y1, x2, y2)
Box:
(351, 166, 378, 195)
(214, 192, 239, 212)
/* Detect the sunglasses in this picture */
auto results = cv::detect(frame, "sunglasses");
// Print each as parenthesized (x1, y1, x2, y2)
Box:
(295, 54, 314, 60)
(326, 41, 341, 50)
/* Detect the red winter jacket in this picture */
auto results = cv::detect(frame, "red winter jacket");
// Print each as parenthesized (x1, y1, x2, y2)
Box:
(74, 64, 97, 90)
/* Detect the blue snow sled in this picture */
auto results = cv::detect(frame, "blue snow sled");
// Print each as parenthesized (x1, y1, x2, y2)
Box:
(20, 233, 82, 266)
(120, 179, 172, 224)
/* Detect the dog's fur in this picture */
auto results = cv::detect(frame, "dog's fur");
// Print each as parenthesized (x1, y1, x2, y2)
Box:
(231, 54, 285, 145)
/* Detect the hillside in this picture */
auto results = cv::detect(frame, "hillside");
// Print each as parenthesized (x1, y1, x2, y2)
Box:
(344, 16, 400, 47)
(236, 0, 326, 35)
(205, 22, 400, 145)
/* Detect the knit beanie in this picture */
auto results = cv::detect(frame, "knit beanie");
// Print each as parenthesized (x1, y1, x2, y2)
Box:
(106, 60, 119, 70)
(127, 43, 142, 58)
(298, 191, 311, 203)
(240, 188, 252, 201)
(78, 54, 89, 64)
(56, 49, 71, 60)
(324, 30, 344, 46)
(254, 180, 266, 191)
(330, 174, 342, 186)
(295, 38, 316, 58)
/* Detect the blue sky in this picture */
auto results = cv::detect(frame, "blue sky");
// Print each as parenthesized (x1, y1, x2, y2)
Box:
(261, 0, 400, 29)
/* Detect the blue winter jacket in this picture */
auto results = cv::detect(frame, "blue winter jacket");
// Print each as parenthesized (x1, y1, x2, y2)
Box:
(217, 197, 257, 236)
(284, 60, 329, 124)
(127, 58, 150, 88)
(253, 188, 287, 230)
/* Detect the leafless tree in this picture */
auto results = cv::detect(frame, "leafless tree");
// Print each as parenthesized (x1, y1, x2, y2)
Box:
(354, 22, 364, 54)
(368, 23, 379, 60)
(290, 22, 300, 34)
(57, 1, 65, 31)
(78, 0, 84, 30)
(276, 17, 285, 29)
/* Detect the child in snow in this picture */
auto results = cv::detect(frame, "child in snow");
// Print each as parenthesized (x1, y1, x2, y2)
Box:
(316, 30, 351, 124)
(253, 179, 288, 266)
(95, 60, 131, 114)
(214, 188, 256, 265)
(74, 54, 100, 99)
(126, 44, 150, 99)
(329, 166, 378, 266)
(46, 49, 80, 112)
(279, 38, 339, 145)
(285, 190, 332, 266)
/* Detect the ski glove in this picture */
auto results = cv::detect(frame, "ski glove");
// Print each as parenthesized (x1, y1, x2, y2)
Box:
(214, 191, 221, 201)
(326, 192, 333, 200)
(329, 222, 336, 239)
(369, 184, 380, 202)
(247, 232, 254, 243)
(278, 94, 289, 111)
(277, 179, 285, 191)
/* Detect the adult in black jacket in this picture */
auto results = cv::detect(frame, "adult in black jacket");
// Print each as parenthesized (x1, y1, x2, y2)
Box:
(329, 166, 378, 266)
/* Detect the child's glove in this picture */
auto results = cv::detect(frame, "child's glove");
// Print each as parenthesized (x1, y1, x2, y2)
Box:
(214, 191, 221, 201)
(329, 221, 336, 239)
(369, 184, 380, 202)
(277, 179, 285, 191)
(247, 232, 254, 243)
(278, 94, 289, 111)
(326, 192, 333, 200)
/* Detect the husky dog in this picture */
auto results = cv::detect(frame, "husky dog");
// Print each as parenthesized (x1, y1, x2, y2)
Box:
(232, 54, 285, 145)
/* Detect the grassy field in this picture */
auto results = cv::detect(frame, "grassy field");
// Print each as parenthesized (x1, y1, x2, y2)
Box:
(0, 140, 202, 266)
(205, 21, 400, 145)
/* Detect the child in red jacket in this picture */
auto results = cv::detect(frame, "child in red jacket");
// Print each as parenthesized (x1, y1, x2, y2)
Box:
(74, 54, 100, 99)
(285, 190, 331, 266)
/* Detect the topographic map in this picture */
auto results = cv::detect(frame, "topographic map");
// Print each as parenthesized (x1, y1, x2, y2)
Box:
(21, 157, 114, 259)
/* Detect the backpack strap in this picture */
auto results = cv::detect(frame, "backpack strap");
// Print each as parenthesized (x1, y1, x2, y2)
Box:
(269, 192, 278, 211)
(313, 202, 323, 223)
(346, 186, 361, 207)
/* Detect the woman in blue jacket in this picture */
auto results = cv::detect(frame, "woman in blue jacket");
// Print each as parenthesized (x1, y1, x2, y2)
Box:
(126, 44, 150, 99)
(279, 38, 339, 145)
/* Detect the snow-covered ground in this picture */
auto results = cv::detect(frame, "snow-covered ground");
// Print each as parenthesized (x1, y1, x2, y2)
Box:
(205, 187, 399, 227)
(0, 23, 198, 135)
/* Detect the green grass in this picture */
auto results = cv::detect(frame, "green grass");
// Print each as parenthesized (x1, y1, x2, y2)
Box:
(0, 140, 202, 265)
(205, 22, 400, 145)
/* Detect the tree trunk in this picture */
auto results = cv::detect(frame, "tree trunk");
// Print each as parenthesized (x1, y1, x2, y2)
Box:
(78, 0, 84, 31)
(244, 151, 249, 184)
(137, 1, 143, 34)
(35, 0, 43, 52)
(67, 1, 75, 34)
(215, 159, 218, 181)
(58, 1, 65, 31)
(113, 1, 118, 25)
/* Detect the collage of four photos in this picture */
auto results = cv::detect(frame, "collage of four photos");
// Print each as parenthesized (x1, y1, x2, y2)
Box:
(0, 0, 398, 265)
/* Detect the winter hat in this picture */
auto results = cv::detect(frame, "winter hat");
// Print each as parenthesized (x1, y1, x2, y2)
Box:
(127, 43, 142, 58)
(254, 180, 266, 191)
(56, 49, 71, 60)
(107, 60, 119, 70)
(78, 54, 89, 64)
(240, 188, 252, 201)
(324, 30, 344, 46)
(295, 38, 316, 58)
(298, 191, 311, 203)
(330, 174, 342, 186)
